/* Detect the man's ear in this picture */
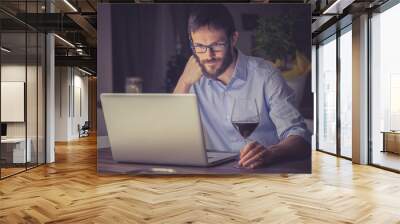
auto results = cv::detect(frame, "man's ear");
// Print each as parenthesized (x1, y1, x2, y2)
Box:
(231, 31, 239, 47)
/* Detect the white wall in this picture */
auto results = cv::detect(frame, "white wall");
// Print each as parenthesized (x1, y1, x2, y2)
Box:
(55, 67, 69, 141)
(1, 64, 46, 163)
(1, 65, 40, 137)
(72, 73, 89, 138)
(75, 74, 89, 122)
(55, 67, 89, 141)
(1, 66, 26, 135)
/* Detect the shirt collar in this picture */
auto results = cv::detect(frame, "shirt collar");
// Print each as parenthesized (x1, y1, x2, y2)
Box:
(232, 49, 248, 82)
(206, 49, 248, 86)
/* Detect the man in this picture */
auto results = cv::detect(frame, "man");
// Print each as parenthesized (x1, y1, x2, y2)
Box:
(174, 5, 311, 169)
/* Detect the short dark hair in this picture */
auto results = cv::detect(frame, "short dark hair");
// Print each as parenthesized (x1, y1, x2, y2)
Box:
(188, 5, 236, 40)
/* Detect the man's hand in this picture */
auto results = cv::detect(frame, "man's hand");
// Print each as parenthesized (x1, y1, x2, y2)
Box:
(238, 141, 274, 169)
(180, 56, 203, 86)
(173, 56, 203, 94)
(238, 136, 310, 169)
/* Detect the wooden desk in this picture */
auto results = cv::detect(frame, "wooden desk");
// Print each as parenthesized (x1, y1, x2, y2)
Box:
(97, 147, 311, 174)
(381, 131, 400, 154)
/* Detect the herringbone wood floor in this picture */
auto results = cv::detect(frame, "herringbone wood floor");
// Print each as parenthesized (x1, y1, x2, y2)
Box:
(1, 135, 400, 224)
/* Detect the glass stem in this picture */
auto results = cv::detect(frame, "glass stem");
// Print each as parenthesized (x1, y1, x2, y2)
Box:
(245, 138, 254, 145)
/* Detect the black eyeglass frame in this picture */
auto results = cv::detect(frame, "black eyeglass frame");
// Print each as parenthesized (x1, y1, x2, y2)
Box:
(189, 35, 232, 54)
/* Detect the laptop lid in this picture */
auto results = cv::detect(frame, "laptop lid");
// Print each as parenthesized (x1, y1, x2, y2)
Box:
(100, 93, 209, 166)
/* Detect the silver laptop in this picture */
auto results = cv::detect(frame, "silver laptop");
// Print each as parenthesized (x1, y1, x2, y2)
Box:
(100, 93, 237, 167)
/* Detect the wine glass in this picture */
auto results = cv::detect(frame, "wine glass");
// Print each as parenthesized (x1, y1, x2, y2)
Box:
(231, 98, 260, 144)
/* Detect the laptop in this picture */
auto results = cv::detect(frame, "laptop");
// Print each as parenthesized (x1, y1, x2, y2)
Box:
(100, 93, 237, 167)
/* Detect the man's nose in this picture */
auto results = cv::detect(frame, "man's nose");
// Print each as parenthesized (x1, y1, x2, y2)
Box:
(206, 47, 216, 58)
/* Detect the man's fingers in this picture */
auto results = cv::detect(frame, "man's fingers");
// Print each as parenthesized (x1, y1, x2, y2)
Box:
(189, 56, 202, 75)
(240, 142, 261, 159)
(240, 141, 257, 158)
(239, 144, 263, 166)
(188, 57, 198, 68)
(242, 150, 265, 168)
(248, 160, 264, 169)
(189, 55, 196, 62)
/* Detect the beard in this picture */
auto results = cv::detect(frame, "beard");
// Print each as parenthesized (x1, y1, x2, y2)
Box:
(193, 46, 234, 80)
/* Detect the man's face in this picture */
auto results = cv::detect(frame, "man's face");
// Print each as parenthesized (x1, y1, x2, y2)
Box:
(191, 27, 235, 79)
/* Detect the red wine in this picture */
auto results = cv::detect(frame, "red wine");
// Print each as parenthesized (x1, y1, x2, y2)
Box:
(232, 122, 259, 138)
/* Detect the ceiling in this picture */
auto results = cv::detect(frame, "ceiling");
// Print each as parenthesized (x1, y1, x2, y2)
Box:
(0, 0, 97, 74)
(0, 0, 393, 74)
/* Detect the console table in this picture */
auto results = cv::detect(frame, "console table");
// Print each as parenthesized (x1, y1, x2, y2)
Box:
(1, 138, 32, 164)
(381, 131, 400, 154)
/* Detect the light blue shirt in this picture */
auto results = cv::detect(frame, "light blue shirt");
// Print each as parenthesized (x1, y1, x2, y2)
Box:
(190, 50, 311, 152)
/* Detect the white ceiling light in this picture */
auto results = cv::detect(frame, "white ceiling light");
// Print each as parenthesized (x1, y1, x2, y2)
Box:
(323, 0, 355, 15)
(78, 67, 92, 76)
(54, 34, 75, 48)
(63, 0, 78, 12)
(1, 47, 11, 53)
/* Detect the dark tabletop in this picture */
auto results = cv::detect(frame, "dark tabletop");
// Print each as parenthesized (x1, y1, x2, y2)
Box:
(97, 147, 311, 175)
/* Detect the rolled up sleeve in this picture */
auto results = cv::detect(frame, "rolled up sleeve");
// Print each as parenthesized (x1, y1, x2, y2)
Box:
(265, 70, 311, 144)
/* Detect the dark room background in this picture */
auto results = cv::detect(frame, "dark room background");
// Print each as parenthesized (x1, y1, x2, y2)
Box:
(97, 3, 312, 139)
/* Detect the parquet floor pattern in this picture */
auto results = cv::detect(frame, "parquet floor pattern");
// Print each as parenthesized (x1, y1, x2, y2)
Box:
(1, 135, 400, 223)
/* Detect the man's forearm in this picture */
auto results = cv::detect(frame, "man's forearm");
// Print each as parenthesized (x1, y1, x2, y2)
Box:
(173, 80, 192, 94)
(268, 135, 310, 163)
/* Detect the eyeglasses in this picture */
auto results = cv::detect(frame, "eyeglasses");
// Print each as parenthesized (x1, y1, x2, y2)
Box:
(191, 42, 228, 54)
